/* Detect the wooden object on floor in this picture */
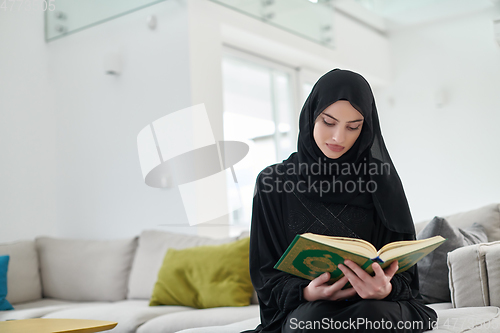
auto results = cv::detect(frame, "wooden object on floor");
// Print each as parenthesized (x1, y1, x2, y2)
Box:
(0, 318, 117, 333)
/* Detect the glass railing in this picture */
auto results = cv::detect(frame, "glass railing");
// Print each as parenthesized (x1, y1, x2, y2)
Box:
(45, 0, 166, 41)
(45, 0, 334, 48)
(209, 0, 335, 48)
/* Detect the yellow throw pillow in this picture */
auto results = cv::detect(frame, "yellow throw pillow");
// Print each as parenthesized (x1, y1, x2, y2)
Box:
(149, 237, 252, 309)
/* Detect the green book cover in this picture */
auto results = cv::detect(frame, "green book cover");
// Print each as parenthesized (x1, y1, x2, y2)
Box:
(274, 233, 446, 284)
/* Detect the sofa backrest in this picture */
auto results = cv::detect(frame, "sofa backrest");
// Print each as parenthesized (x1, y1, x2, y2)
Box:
(0, 240, 42, 305)
(36, 236, 138, 302)
(127, 230, 244, 300)
(1, 230, 257, 305)
(414, 203, 500, 241)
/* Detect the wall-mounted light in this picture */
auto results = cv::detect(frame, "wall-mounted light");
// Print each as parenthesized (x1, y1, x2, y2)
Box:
(434, 89, 448, 108)
(147, 15, 157, 30)
(103, 53, 122, 76)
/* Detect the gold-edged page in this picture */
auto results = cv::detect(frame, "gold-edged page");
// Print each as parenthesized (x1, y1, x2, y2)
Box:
(378, 236, 446, 262)
(301, 233, 377, 258)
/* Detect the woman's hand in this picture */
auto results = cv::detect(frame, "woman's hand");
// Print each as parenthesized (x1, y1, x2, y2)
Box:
(338, 260, 398, 300)
(303, 272, 357, 302)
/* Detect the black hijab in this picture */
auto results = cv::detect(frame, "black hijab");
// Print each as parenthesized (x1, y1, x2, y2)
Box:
(283, 69, 415, 234)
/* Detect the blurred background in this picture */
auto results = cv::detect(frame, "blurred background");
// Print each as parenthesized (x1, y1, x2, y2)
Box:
(1, 0, 499, 242)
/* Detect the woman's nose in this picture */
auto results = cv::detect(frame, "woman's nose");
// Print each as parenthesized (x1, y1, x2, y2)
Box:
(332, 127, 345, 144)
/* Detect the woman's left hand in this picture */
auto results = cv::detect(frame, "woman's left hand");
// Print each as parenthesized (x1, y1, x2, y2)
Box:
(338, 260, 398, 300)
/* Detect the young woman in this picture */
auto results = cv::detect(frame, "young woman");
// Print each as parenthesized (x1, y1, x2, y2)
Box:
(245, 69, 437, 333)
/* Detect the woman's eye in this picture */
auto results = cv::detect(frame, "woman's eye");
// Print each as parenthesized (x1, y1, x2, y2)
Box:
(322, 118, 361, 130)
(322, 119, 334, 126)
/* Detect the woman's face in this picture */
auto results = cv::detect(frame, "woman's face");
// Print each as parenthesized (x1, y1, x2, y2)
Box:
(313, 100, 364, 159)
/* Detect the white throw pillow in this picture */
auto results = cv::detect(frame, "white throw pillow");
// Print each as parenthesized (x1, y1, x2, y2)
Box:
(36, 237, 137, 302)
(0, 240, 42, 304)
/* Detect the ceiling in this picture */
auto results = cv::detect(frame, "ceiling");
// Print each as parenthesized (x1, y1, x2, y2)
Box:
(334, 0, 497, 31)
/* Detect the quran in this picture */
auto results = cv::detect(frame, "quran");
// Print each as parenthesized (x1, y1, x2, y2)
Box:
(274, 233, 446, 283)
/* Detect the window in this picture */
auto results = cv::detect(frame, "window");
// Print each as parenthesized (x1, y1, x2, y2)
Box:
(221, 47, 321, 232)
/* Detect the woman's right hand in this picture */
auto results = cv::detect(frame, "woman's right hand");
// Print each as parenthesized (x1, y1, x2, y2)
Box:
(303, 272, 357, 302)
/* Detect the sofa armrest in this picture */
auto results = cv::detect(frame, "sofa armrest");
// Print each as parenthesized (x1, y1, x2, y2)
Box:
(0, 240, 42, 305)
(447, 241, 500, 308)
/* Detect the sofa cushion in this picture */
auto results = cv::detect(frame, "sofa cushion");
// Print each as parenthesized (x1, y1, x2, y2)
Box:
(172, 317, 260, 333)
(426, 302, 453, 312)
(416, 217, 487, 303)
(415, 203, 500, 241)
(0, 255, 14, 310)
(431, 306, 500, 333)
(36, 237, 137, 302)
(127, 230, 239, 300)
(484, 242, 500, 307)
(136, 305, 260, 333)
(0, 240, 42, 305)
(42, 300, 190, 333)
(175, 306, 500, 333)
(0, 299, 109, 321)
(448, 241, 500, 308)
(150, 237, 252, 309)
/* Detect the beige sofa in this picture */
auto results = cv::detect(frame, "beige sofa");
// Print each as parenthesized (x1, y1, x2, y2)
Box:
(2, 203, 499, 333)
(0, 230, 259, 333)
(176, 203, 500, 333)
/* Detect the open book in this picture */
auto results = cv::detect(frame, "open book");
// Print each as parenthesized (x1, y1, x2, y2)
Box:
(274, 233, 446, 283)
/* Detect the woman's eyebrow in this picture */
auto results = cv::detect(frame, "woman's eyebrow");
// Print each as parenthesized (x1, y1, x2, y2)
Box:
(322, 113, 364, 123)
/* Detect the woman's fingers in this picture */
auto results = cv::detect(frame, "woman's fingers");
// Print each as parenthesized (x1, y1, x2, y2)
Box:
(338, 262, 363, 284)
(330, 275, 349, 289)
(329, 276, 357, 299)
(331, 286, 357, 301)
(339, 260, 398, 300)
(307, 260, 397, 302)
(322, 275, 357, 300)
(310, 271, 330, 288)
(385, 260, 399, 278)
(372, 262, 384, 277)
(342, 260, 371, 280)
(372, 261, 398, 280)
(304, 272, 332, 301)
(338, 263, 364, 292)
(343, 260, 398, 282)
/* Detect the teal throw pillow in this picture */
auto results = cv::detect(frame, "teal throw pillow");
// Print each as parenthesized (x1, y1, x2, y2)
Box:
(0, 255, 14, 310)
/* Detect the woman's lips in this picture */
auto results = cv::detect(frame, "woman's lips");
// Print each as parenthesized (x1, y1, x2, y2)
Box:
(326, 143, 344, 152)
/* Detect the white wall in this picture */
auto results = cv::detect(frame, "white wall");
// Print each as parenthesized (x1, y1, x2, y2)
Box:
(4, 0, 443, 243)
(52, 0, 194, 240)
(0, 8, 58, 242)
(1, 0, 193, 242)
(376, 8, 500, 222)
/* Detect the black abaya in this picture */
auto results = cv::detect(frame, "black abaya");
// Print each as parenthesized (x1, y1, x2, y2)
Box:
(244, 163, 437, 333)
(242, 69, 437, 333)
